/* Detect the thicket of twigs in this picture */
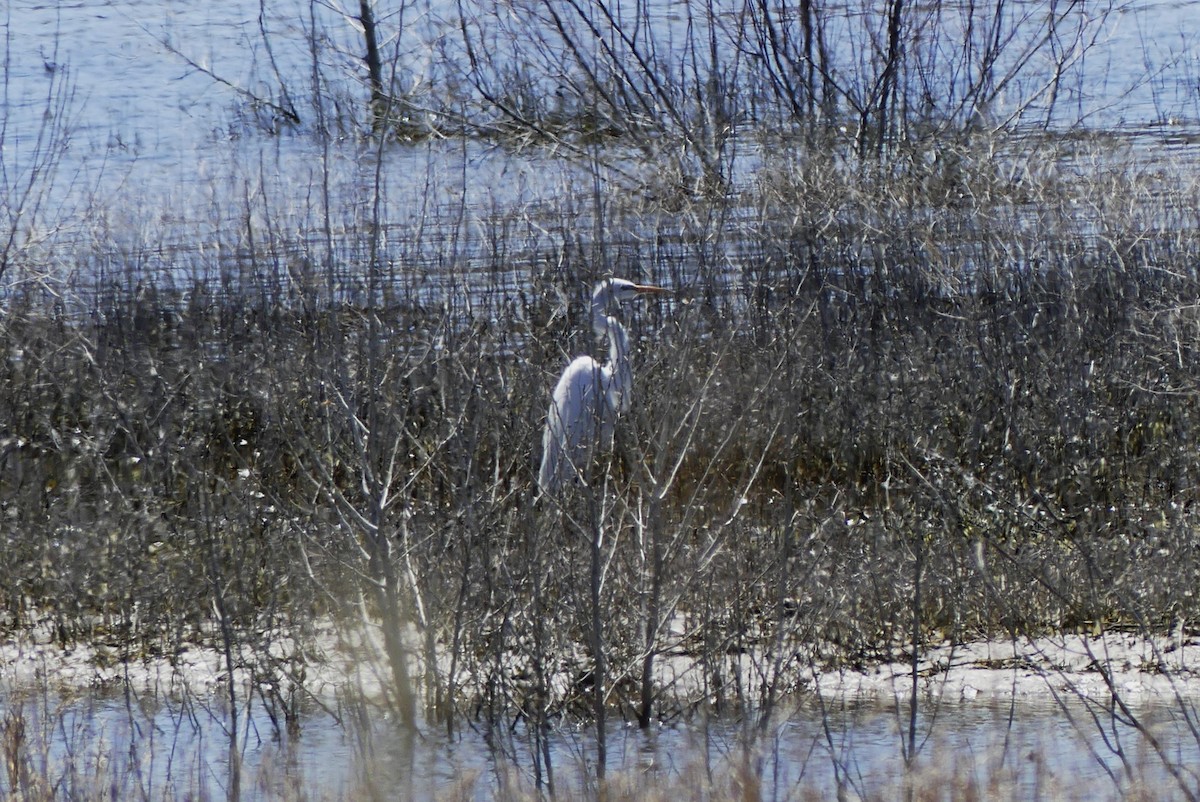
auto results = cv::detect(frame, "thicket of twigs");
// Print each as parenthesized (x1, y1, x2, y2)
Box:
(4, 0, 1200, 755)
(5, 135, 1200, 720)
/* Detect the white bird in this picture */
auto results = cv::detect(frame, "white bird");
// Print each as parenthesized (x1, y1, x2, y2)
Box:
(537, 278, 669, 499)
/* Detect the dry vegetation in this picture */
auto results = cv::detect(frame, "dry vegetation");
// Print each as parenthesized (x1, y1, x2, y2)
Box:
(5, 0, 1200, 798)
(6, 137, 1200, 712)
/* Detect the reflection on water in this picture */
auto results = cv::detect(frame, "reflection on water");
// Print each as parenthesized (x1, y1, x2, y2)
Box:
(3, 686, 1198, 799)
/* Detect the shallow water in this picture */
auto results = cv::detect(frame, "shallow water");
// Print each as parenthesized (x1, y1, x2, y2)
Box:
(2, 1, 1199, 317)
(4, 685, 1199, 800)
(5, 1, 1200, 211)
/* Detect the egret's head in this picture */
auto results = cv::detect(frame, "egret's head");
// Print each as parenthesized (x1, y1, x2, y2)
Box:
(591, 278, 669, 313)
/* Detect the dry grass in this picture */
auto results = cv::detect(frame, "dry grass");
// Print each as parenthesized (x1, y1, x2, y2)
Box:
(4, 134, 1200, 715)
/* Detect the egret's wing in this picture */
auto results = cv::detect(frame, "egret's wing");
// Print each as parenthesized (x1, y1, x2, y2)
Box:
(538, 356, 604, 495)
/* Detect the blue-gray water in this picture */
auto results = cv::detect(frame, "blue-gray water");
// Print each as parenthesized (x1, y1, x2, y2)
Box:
(5, 1, 1200, 310)
(6, 1, 1200, 218)
(5, 687, 1199, 799)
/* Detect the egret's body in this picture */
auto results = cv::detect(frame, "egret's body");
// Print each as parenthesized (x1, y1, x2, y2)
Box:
(537, 278, 667, 498)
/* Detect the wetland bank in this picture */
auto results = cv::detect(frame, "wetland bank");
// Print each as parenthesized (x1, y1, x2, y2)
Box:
(6, 1, 1200, 798)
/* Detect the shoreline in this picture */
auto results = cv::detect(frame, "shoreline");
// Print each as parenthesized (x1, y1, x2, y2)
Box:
(809, 632, 1200, 705)
(5, 623, 1200, 712)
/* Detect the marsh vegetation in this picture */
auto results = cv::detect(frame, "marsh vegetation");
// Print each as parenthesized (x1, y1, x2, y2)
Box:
(5, 0, 1200, 798)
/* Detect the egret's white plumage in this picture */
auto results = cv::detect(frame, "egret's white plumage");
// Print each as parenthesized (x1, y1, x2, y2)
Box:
(537, 278, 668, 498)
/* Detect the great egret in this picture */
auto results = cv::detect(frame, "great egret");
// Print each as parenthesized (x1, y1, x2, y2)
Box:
(537, 278, 669, 498)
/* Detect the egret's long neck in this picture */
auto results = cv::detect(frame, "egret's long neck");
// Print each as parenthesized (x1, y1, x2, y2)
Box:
(595, 312, 633, 413)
